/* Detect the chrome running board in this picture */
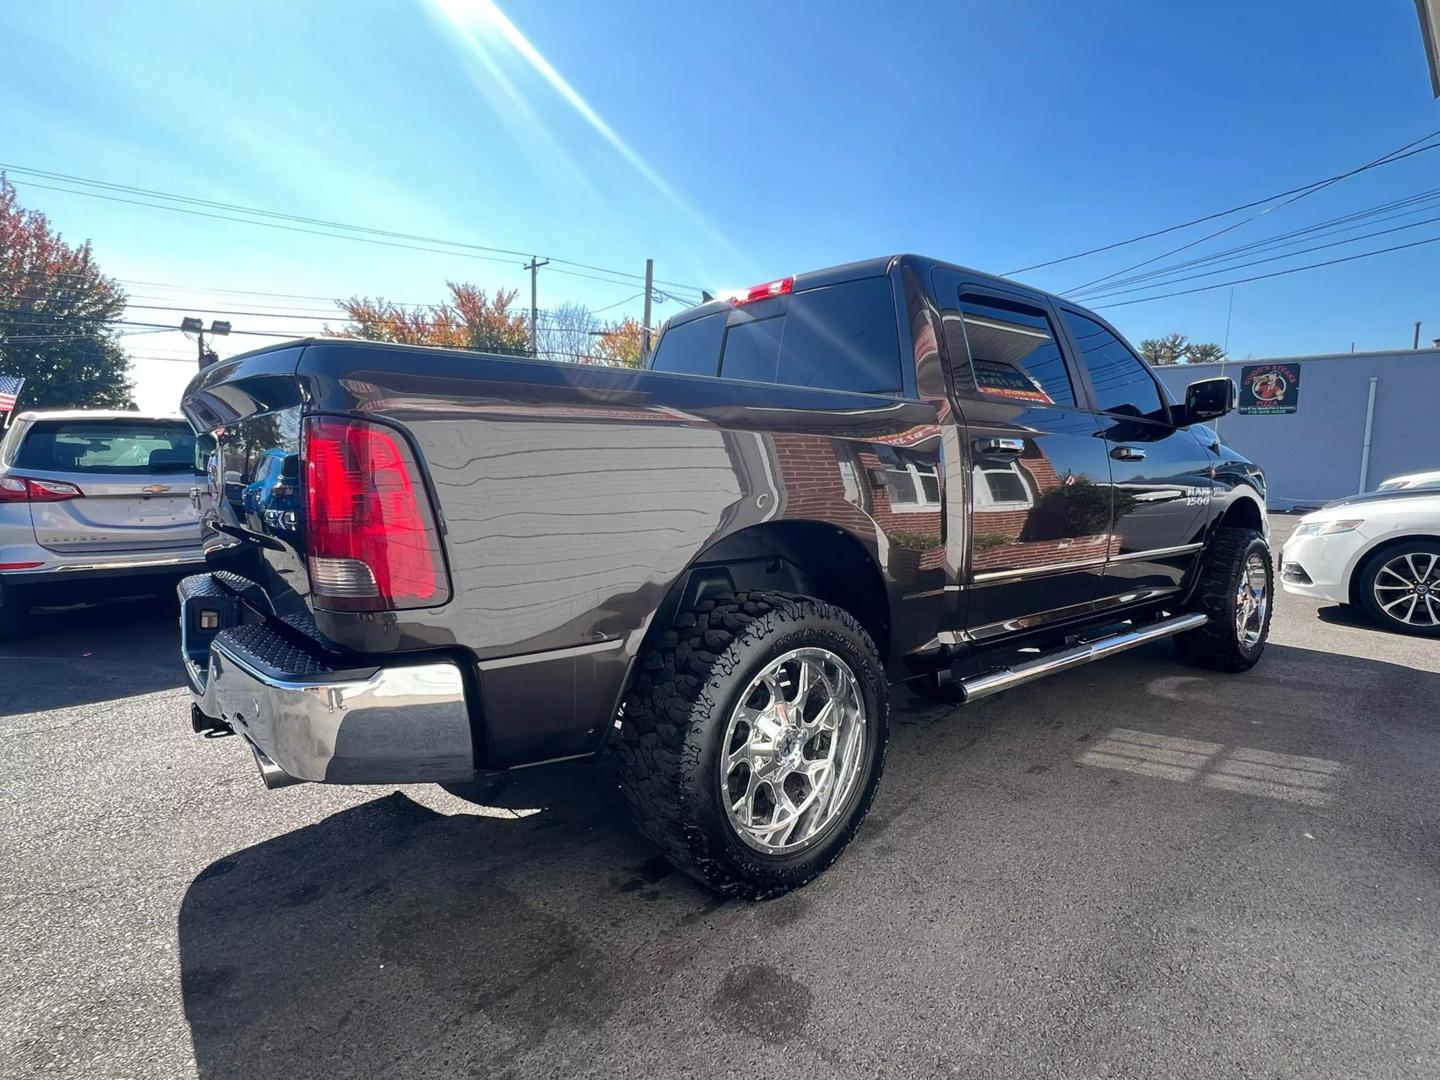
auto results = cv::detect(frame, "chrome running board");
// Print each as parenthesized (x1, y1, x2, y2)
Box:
(956, 612, 1208, 703)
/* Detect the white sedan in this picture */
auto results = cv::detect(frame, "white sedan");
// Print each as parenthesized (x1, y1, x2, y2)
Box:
(1280, 487, 1440, 635)
(1377, 468, 1440, 492)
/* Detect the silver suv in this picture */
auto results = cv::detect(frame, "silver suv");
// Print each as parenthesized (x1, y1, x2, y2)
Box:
(0, 410, 204, 638)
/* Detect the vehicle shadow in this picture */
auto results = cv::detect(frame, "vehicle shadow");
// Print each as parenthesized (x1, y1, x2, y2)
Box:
(1312, 602, 1416, 637)
(0, 597, 184, 717)
(177, 759, 729, 1080)
(176, 641, 1440, 1080)
(171, 679, 1126, 1080)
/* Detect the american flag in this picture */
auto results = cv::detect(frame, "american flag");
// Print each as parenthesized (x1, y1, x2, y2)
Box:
(0, 375, 23, 414)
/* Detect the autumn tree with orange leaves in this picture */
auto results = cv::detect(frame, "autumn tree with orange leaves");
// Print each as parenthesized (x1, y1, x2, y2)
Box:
(0, 173, 133, 409)
(334, 282, 648, 367)
(332, 282, 530, 355)
(592, 316, 646, 368)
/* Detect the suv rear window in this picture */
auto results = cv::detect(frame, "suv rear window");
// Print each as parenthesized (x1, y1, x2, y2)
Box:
(15, 420, 197, 475)
(650, 276, 902, 395)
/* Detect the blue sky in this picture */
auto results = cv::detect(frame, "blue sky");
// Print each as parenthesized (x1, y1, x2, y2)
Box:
(2, 0, 1437, 411)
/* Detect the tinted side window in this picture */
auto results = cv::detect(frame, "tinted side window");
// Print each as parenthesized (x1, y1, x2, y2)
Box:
(1060, 310, 1167, 421)
(775, 277, 902, 394)
(650, 311, 726, 377)
(720, 315, 785, 383)
(954, 296, 1075, 407)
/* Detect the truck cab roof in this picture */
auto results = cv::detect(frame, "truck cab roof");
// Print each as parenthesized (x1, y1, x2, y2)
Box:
(660, 253, 1045, 333)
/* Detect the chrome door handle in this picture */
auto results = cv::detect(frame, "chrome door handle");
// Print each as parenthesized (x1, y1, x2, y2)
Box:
(1110, 446, 1146, 462)
(975, 437, 1024, 458)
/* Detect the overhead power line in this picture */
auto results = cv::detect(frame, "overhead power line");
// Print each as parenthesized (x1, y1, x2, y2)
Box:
(1005, 126, 1440, 277)
(1077, 211, 1440, 302)
(0, 309, 315, 338)
(1090, 233, 1440, 310)
(1, 164, 707, 300)
(18, 176, 697, 304)
(590, 292, 644, 314)
(1066, 185, 1440, 298)
(1059, 132, 1440, 295)
(5, 288, 628, 331)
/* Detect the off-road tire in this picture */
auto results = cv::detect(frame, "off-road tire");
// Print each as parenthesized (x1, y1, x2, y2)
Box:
(617, 590, 888, 899)
(1356, 539, 1440, 637)
(1176, 527, 1272, 671)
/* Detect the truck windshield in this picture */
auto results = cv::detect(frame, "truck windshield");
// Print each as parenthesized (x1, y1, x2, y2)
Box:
(15, 420, 198, 475)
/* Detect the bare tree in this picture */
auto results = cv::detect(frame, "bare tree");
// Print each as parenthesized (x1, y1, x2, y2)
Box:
(536, 302, 600, 363)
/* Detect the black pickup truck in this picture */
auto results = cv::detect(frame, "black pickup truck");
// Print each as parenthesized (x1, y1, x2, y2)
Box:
(179, 254, 1271, 898)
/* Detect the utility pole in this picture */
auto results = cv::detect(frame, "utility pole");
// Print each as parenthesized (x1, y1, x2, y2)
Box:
(1414, 321, 1423, 350)
(525, 256, 549, 356)
(642, 258, 654, 358)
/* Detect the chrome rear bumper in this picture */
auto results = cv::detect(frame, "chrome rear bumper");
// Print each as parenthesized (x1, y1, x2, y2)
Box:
(180, 574, 474, 787)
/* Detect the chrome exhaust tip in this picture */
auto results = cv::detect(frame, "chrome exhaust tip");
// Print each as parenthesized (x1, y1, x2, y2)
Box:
(248, 742, 305, 789)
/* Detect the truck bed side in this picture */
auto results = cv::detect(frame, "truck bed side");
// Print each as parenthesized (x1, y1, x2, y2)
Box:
(184, 340, 949, 767)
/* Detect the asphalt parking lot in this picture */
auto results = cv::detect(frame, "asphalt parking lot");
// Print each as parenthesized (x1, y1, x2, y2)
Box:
(4, 515, 1439, 1079)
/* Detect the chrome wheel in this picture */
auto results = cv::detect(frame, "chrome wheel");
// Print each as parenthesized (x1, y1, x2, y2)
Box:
(720, 647, 867, 854)
(1372, 551, 1440, 627)
(1234, 551, 1269, 648)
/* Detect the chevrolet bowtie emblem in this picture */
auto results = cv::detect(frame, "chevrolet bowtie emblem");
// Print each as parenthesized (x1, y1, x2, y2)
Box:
(143, 484, 171, 494)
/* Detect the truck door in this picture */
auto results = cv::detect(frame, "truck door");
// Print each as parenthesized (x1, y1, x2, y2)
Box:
(1054, 307, 1215, 609)
(934, 278, 1113, 642)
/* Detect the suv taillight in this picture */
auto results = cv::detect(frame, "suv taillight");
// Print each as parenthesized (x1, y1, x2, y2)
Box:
(302, 415, 450, 612)
(0, 477, 85, 502)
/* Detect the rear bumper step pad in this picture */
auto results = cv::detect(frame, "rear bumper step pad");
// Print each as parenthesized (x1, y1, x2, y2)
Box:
(178, 572, 474, 788)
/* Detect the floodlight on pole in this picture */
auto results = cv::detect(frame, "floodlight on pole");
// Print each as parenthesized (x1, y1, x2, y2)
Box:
(180, 315, 223, 369)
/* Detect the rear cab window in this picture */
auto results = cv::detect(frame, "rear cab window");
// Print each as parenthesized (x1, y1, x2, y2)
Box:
(14, 420, 198, 475)
(950, 293, 1077, 408)
(649, 311, 727, 377)
(650, 276, 903, 396)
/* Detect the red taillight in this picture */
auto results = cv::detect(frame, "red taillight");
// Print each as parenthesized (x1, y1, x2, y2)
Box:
(730, 276, 794, 306)
(302, 416, 449, 612)
(0, 477, 84, 502)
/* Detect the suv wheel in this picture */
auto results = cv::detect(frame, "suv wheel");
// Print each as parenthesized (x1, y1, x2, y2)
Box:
(1176, 527, 1272, 671)
(1356, 541, 1440, 637)
(617, 591, 888, 899)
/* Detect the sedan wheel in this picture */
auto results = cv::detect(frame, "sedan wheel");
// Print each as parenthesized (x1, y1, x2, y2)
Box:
(1363, 546, 1440, 634)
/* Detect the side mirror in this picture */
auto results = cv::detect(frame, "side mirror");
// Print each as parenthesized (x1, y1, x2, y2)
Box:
(1183, 377, 1235, 424)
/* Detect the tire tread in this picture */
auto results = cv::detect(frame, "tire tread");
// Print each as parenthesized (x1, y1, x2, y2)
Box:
(1177, 526, 1271, 671)
(616, 590, 884, 898)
